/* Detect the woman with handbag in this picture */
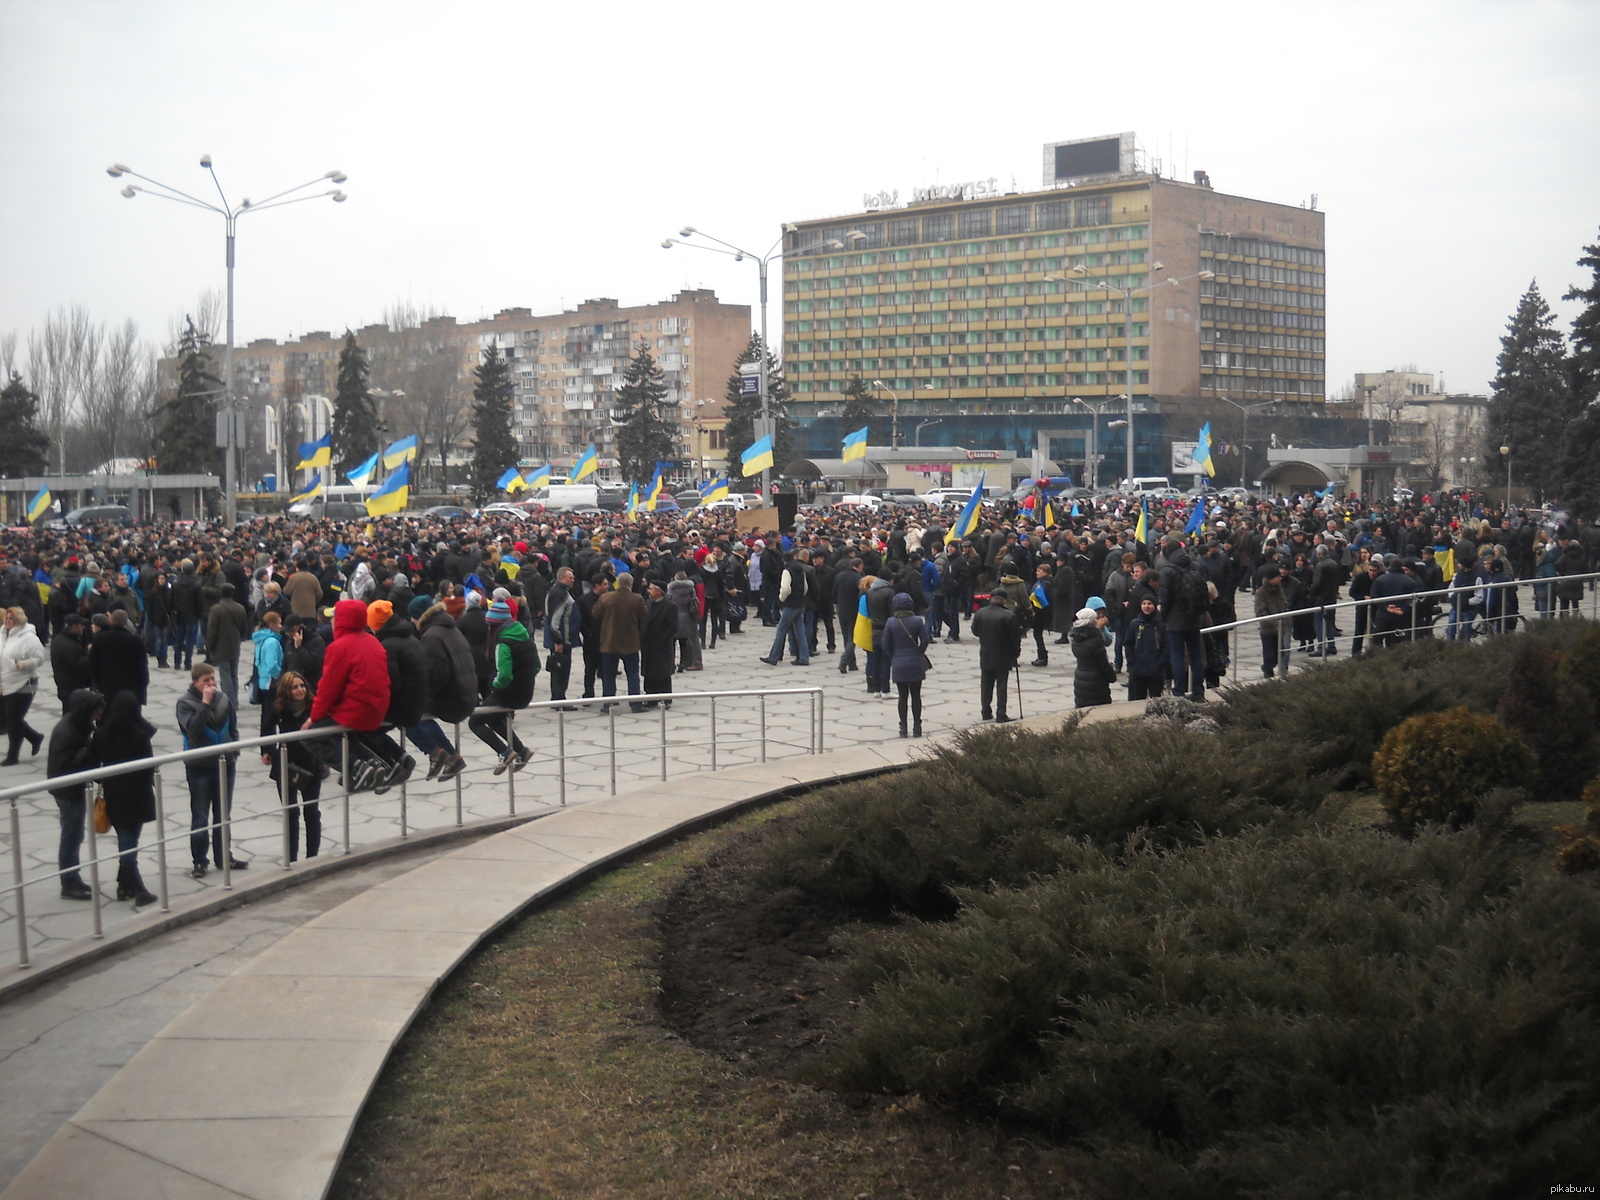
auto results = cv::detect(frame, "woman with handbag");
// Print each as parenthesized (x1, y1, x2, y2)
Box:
(88, 691, 159, 908)
(882, 591, 932, 739)
(249, 611, 285, 737)
(1, 606, 47, 765)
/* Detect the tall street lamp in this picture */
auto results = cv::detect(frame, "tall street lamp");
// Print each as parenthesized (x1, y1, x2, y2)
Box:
(1046, 264, 1214, 487)
(663, 226, 858, 496)
(872, 380, 901, 448)
(1212, 396, 1276, 490)
(108, 157, 348, 525)
(1500, 443, 1511, 507)
(1069, 396, 1119, 490)
(913, 418, 942, 447)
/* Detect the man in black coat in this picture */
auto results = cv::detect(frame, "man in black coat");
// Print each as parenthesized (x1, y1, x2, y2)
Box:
(414, 599, 475, 780)
(833, 557, 862, 673)
(87, 610, 148, 707)
(809, 550, 837, 658)
(50, 616, 94, 711)
(970, 591, 1023, 723)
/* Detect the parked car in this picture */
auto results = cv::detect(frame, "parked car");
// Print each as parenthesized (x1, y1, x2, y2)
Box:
(422, 505, 472, 520)
(54, 504, 133, 528)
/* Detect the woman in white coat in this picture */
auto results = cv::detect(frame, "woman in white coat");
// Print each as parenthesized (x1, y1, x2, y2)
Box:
(1, 606, 47, 765)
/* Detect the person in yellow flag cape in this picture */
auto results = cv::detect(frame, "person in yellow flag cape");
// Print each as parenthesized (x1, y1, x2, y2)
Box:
(853, 580, 876, 655)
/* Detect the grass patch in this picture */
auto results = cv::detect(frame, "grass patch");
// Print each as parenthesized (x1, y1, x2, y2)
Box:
(329, 810, 1087, 1200)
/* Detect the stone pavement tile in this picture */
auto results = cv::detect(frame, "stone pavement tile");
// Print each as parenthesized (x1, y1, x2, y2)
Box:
(1, 1123, 246, 1200)
(234, 927, 476, 981)
(305, 886, 526, 935)
(157, 975, 434, 1043)
(500, 807, 674, 844)
(365, 851, 578, 895)
(75, 1116, 346, 1200)
(75, 1036, 388, 1122)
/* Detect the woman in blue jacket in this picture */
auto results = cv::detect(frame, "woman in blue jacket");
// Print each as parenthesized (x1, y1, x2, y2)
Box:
(882, 592, 931, 739)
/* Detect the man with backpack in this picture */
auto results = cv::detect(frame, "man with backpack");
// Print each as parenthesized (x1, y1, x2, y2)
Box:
(1158, 537, 1210, 703)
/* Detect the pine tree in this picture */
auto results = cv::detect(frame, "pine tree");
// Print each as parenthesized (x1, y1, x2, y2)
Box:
(1565, 229, 1600, 408)
(0, 372, 51, 477)
(469, 343, 517, 502)
(721, 334, 792, 494)
(839, 375, 884, 446)
(1486, 282, 1574, 500)
(613, 342, 675, 484)
(331, 330, 379, 478)
(154, 317, 222, 475)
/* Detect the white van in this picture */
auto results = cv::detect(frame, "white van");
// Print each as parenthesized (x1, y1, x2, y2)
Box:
(288, 485, 375, 516)
(540, 484, 600, 510)
(1121, 477, 1173, 495)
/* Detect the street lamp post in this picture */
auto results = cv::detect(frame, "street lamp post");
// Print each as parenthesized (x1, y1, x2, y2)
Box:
(1212, 396, 1276, 490)
(1069, 397, 1119, 490)
(872, 380, 901, 448)
(1047, 264, 1214, 488)
(663, 226, 858, 497)
(108, 157, 347, 525)
(913, 418, 942, 447)
(1500, 444, 1512, 508)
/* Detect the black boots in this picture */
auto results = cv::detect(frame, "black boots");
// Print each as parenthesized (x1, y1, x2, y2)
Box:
(116, 861, 158, 908)
(899, 722, 909, 738)
(913, 722, 923, 739)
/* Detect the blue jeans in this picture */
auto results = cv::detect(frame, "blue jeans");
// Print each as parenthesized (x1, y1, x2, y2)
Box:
(173, 620, 200, 668)
(1313, 605, 1334, 651)
(186, 759, 236, 869)
(1168, 627, 1206, 700)
(405, 720, 456, 756)
(145, 621, 169, 663)
(54, 794, 86, 884)
(601, 651, 643, 709)
(767, 606, 809, 664)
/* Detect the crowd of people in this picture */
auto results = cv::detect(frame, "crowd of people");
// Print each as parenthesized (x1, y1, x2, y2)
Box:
(0, 484, 1595, 905)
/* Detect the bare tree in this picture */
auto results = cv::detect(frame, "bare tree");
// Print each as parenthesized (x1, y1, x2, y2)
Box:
(372, 302, 468, 489)
(26, 304, 100, 473)
(80, 320, 156, 469)
(0, 332, 16, 381)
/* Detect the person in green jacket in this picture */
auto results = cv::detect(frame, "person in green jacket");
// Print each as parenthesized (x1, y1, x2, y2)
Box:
(468, 599, 539, 774)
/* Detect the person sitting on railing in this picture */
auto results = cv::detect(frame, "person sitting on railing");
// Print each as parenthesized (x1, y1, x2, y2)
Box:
(365, 599, 423, 793)
(296, 598, 393, 792)
(467, 599, 536, 774)
(177, 663, 247, 879)
(91, 691, 160, 908)
(46, 688, 104, 901)
(265, 671, 324, 862)
(413, 596, 474, 780)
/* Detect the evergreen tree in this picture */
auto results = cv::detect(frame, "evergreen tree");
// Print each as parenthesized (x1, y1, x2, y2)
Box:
(839, 375, 884, 446)
(0, 372, 51, 477)
(331, 330, 379, 478)
(612, 342, 675, 484)
(1559, 405, 1600, 517)
(469, 343, 517, 502)
(1564, 228, 1600, 408)
(154, 317, 222, 475)
(1485, 282, 1574, 500)
(721, 334, 792, 494)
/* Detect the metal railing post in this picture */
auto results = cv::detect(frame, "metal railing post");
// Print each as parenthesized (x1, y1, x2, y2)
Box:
(399, 729, 410, 838)
(10, 803, 28, 968)
(341, 731, 351, 856)
(85, 788, 103, 936)
(659, 701, 668, 781)
(453, 720, 464, 826)
(608, 704, 617, 796)
(710, 696, 718, 772)
(759, 693, 767, 763)
(506, 712, 516, 815)
(153, 770, 169, 912)
(557, 709, 567, 806)
(218, 755, 232, 890)
(817, 689, 825, 753)
(279, 744, 292, 868)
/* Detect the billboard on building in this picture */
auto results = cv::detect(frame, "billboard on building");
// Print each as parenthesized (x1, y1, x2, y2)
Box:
(1044, 133, 1135, 186)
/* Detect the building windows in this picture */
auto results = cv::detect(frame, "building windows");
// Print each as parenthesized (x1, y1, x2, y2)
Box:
(1036, 200, 1071, 230)
(923, 214, 953, 242)
(959, 210, 992, 238)
(996, 205, 1030, 235)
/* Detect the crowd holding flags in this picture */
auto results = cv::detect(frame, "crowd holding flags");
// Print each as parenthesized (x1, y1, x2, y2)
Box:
(295, 433, 331, 471)
(625, 482, 640, 522)
(570, 444, 599, 482)
(945, 475, 985, 545)
(1193, 422, 1216, 477)
(26, 486, 52, 523)
(842, 426, 868, 462)
(364, 460, 409, 516)
(741, 434, 774, 477)
(524, 464, 552, 490)
(345, 452, 380, 488)
(496, 468, 528, 494)
(290, 472, 324, 506)
(1134, 496, 1150, 545)
(381, 435, 418, 469)
(646, 463, 668, 511)
(700, 477, 729, 504)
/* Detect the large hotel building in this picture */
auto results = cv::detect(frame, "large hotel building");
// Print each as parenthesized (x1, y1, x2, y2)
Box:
(781, 134, 1327, 482)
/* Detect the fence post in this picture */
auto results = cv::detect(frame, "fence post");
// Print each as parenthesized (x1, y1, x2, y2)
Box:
(558, 708, 567, 806)
(10, 802, 28, 969)
(399, 728, 410, 839)
(759, 693, 767, 764)
(453, 720, 464, 827)
(506, 711, 516, 815)
(153, 770, 169, 913)
(279, 744, 292, 868)
(341, 731, 351, 856)
(85, 785, 103, 938)
(659, 701, 668, 781)
(817, 689, 825, 753)
(710, 696, 718, 772)
(608, 704, 617, 796)
(218, 755, 232, 891)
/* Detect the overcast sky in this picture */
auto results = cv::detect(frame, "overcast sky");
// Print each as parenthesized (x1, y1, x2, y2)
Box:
(3, 0, 1596, 397)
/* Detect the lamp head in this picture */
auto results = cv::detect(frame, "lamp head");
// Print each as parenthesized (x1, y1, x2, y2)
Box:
(1071, 264, 1087, 276)
(679, 226, 695, 237)
(661, 238, 677, 249)
(106, 164, 128, 178)
(119, 185, 136, 199)
(331, 191, 346, 203)
(1150, 261, 1164, 272)
(326, 170, 347, 183)
(734, 252, 744, 262)
(1199, 270, 1215, 280)
(200, 154, 213, 169)
(1500, 445, 1510, 456)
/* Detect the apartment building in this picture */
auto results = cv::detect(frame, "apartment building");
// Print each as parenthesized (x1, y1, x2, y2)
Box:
(781, 136, 1326, 478)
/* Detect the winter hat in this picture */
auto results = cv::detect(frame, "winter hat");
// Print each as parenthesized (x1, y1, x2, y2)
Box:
(485, 599, 515, 627)
(366, 600, 394, 632)
(407, 595, 433, 620)
(1085, 595, 1107, 611)
(892, 592, 913, 612)
(1076, 607, 1098, 623)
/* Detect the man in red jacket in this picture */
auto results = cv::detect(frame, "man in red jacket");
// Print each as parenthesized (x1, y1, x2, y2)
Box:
(303, 599, 394, 791)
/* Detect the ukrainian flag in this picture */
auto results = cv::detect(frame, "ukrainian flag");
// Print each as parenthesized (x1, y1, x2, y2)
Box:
(853, 592, 875, 652)
(290, 472, 324, 505)
(1194, 422, 1216, 477)
(365, 461, 409, 517)
(701, 477, 729, 503)
(1184, 499, 1205, 536)
(1134, 497, 1149, 545)
(497, 467, 527, 494)
(345, 452, 380, 488)
(740, 434, 773, 477)
(382, 435, 418, 469)
(570, 444, 599, 482)
(524, 464, 552, 490)
(1042, 501, 1056, 528)
(842, 426, 868, 463)
(295, 433, 331, 470)
(945, 475, 985, 545)
(26, 487, 51, 523)
(625, 482, 639, 522)
(1031, 580, 1050, 610)
(646, 463, 667, 510)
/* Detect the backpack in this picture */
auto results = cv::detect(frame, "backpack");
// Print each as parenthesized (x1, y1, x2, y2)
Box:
(1178, 565, 1210, 617)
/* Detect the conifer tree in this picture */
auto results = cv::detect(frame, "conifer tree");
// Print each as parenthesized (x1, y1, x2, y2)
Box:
(469, 343, 517, 502)
(154, 317, 222, 474)
(613, 342, 676, 484)
(1560, 231, 1600, 516)
(721, 334, 791, 493)
(839, 375, 884, 446)
(0, 372, 51, 477)
(331, 330, 379, 478)
(1486, 282, 1573, 500)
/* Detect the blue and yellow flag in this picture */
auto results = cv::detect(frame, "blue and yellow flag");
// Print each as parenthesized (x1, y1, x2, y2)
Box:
(497, 468, 527, 494)
(290, 472, 324, 506)
(365, 461, 409, 516)
(524, 464, 552, 490)
(646, 463, 667, 510)
(700, 476, 729, 503)
(625, 482, 640, 522)
(945, 475, 985, 545)
(1042, 501, 1056, 528)
(26, 487, 51, 523)
(1194, 423, 1216, 477)
(570, 444, 599, 482)
(741, 435, 774, 477)
(1134, 497, 1149, 545)
(842, 426, 868, 463)
(381, 435, 418, 469)
(1031, 581, 1051, 610)
(1184, 499, 1205, 536)
(295, 433, 331, 470)
(853, 593, 875, 652)
(345, 452, 379, 488)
